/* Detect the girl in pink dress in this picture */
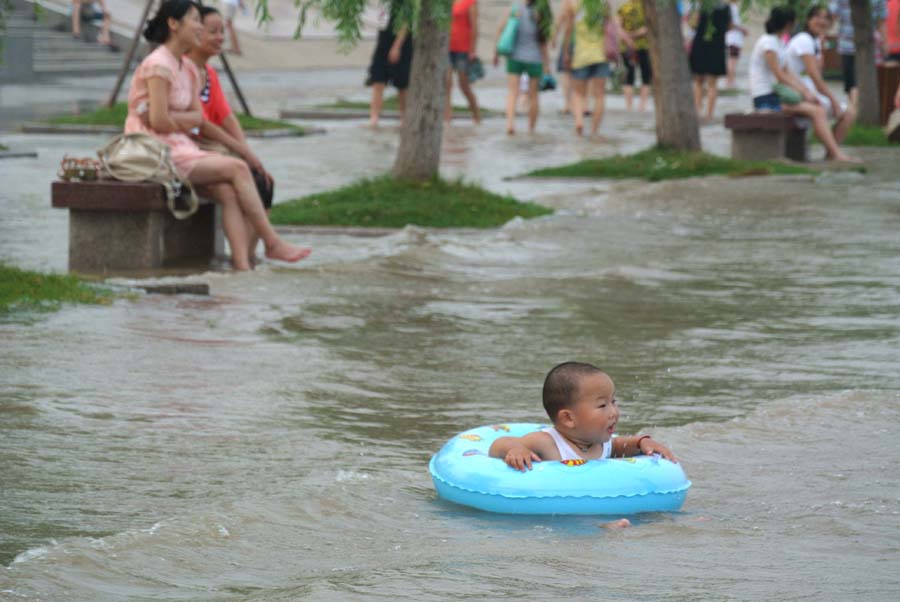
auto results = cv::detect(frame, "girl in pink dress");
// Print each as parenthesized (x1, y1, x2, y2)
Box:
(125, 0, 310, 270)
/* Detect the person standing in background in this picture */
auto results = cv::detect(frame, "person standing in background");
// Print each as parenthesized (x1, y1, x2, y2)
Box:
(222, 0, 243, 55)
(367, 5, 412, 127)
(71, 0, 115, 48)
(725, 0, 748, 88)
(617, 0, 651, 111)
(447, 0, 482, 123)
(688, 0, 732, 121)
(829, 0, 888, 107)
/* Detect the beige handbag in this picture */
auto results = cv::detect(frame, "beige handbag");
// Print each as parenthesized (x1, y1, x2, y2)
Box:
(97, 133, 199, 220)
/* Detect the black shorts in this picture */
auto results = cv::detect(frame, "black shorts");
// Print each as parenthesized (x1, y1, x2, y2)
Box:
(623, 48, 652, 86)
(841, 53, 856, 93)
(368, 30, 413, 89)
(727, 45, 741, 59)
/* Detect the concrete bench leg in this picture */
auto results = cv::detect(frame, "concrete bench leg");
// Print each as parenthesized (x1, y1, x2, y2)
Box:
(68, 204, 217, 272)
(731, 130, 787, 161)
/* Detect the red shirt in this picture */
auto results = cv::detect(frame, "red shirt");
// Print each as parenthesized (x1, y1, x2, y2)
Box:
(888, 0, 900, 55)
(449, 0, 477, 53)
(200, 63, 232, 126)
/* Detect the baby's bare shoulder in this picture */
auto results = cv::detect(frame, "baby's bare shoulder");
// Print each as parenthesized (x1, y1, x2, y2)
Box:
(520, 431, 559, 460)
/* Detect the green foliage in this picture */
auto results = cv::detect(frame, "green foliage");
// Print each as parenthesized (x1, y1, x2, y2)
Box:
(526, 147, 818, 181)
(258, 0, 451, 43)
(270, 176, 552, 228)
(812, 124, 895, 147)
(0, 263, 113, 314)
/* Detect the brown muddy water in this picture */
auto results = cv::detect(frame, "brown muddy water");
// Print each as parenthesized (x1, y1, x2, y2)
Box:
(1, 111, 900, 601)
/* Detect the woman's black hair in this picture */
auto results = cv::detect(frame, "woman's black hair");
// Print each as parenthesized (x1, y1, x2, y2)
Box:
(199, 4, 220, 20)
(143, 0, 201, 44)
(803, 4, 828, 35)
(765, 6, 797, 34)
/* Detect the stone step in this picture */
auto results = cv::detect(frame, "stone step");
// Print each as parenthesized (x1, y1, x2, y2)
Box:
(34, 48, 123, 60)
(33, 61, 127, 75)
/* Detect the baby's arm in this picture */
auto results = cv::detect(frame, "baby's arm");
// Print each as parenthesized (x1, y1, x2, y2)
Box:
(612, 435, 678, 463)
(489, 432, 555, 472)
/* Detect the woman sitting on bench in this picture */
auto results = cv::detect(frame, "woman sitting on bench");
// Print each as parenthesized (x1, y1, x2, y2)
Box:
(748, 6, 860, 163)
(785, 5, 857, 148)
(124, 0, 311, 270)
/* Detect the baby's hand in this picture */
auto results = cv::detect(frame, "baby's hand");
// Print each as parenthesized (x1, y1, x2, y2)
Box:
(640, 438, 678, 463)
(504, 445, 541, 472)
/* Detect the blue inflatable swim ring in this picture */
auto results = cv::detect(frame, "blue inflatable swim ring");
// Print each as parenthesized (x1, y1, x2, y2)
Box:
(430, 423, 691, 515)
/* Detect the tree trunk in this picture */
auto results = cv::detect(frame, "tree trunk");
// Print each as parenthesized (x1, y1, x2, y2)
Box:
(392, 0, 449, 181)
(642, 0, 701, 151)
(850, 0, 880, 125)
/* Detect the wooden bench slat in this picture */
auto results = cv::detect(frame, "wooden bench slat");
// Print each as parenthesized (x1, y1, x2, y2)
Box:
(724, 113, 809, 131)
(52, 180, 213, 211)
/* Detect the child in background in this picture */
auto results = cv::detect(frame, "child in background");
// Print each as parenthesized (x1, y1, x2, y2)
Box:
(222, 0, 243, 55)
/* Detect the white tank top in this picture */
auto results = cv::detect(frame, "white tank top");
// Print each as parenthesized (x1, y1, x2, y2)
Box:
(542, 427, 612, 461)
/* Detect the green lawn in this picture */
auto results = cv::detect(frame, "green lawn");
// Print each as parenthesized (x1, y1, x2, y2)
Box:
(0, 143, 8, 151)
(270, 176, 552, 229)
(48, 102, 303, 132)
(833, 124, 894, 147)
(0, 263, 113, 314)
(525, 147, 819, 181)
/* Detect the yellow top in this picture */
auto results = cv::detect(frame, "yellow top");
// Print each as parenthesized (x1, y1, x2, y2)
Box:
(571, 0, 606, 70)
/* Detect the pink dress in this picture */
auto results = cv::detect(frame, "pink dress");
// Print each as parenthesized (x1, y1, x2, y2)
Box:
(124, 45, 213, 178)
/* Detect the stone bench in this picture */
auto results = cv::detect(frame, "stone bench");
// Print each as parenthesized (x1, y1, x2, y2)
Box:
(51, 180, 224, 273)
(724, 113, 810, 162)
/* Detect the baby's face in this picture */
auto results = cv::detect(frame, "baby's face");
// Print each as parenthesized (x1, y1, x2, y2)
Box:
(570, 373, 619, 444)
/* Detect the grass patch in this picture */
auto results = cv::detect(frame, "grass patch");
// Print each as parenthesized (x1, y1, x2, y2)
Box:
(526, 147, 818, 181)
(811, 123, 894, 147)
(270, 176, 552, 228)
(0, 263, 113, 314)
(318, 96, 493, 116)
(0, 143, 9, 151)
(48, 102, 303, 132)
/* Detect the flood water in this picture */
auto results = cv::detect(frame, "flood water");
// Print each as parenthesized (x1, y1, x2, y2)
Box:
(2, 104, 900, 600)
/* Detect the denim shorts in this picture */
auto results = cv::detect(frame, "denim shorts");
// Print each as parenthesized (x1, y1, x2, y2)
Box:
(752, 92, 781, 111)
(449, 51, 470, 72)
(571, 62, 610, 81)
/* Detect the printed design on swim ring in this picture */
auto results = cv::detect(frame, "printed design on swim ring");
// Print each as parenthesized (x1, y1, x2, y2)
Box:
(429, 423, 691, 515)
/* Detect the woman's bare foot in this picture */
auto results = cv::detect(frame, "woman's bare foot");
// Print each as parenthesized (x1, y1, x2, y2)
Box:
(829, 153, 863, 164)
(600, 518, 631, 529)
(265, 241, 312, 263)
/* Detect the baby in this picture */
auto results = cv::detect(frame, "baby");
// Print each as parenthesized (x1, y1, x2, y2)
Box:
(489, 361, 677, 470)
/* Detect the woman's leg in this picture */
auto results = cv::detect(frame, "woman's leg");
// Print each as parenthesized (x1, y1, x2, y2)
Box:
(505, 73, 520, 134)
(623, 54, 636, 111)
(369, 82, 386, 127)
(445, 69, 454, 122)
(571, 77, 588, 135)
(832, 103, 857, 144)
(590, 77, 606, 134)
(196, 182, 252, 270)
(528, 76, 540, 132)
(693, 75, 704, 111)
(71, 0, 82, 37)
(457, 69, 481, 123)
(190, 155, 312, 263)
(705, 76, 719, 119)
(639, 50, 652, 112)
(561, 72, 572, 113)
(397, 88, 408, 123)
(785, 102, 860, 162)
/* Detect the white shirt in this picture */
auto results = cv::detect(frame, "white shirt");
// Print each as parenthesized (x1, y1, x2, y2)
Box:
(725, 3, 744, 48)
(785, 31, 820, 90)
(542, 427, 612, 461)
(749, 33, 785, 98)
